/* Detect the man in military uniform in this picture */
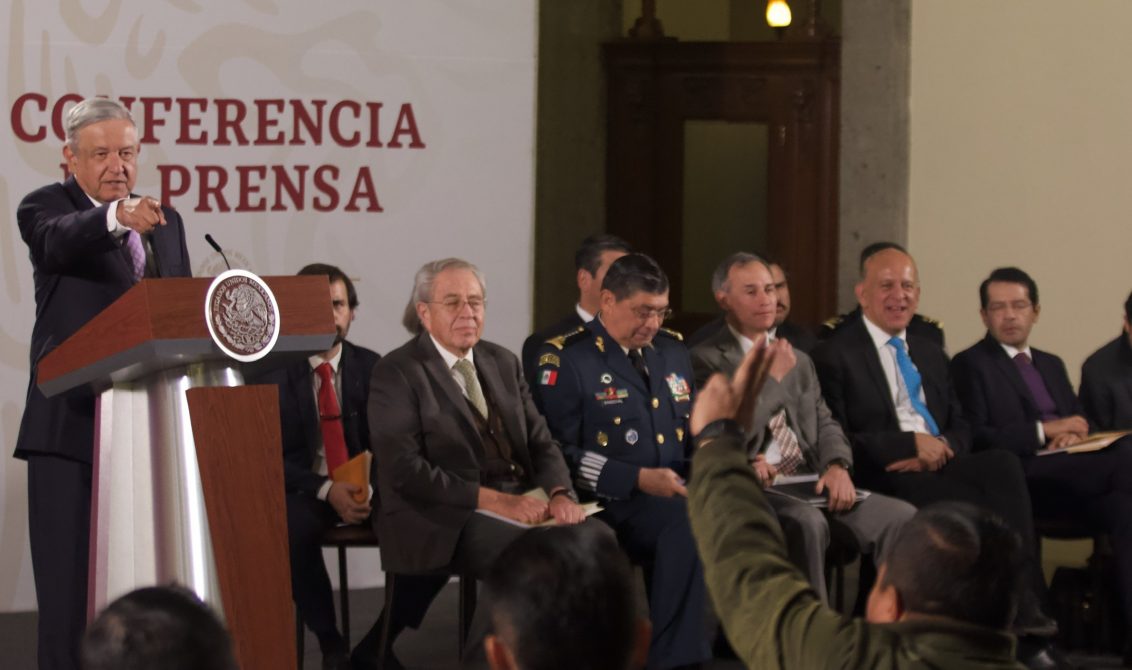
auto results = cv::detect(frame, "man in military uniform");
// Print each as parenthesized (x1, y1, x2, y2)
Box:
(818, 242, 945, 347)
(534, 253, 709, 670)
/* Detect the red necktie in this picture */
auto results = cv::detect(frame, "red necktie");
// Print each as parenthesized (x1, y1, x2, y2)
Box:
(315, 362, 349, 475)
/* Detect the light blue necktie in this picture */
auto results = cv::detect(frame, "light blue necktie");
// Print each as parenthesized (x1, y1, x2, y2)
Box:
(887, 336, 940, 436)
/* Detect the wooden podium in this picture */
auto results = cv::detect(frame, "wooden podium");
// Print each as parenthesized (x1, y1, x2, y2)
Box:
(37, 276, 336, 670)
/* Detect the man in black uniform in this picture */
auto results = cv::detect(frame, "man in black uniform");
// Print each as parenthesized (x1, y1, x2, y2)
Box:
(534, 253, 708, 670)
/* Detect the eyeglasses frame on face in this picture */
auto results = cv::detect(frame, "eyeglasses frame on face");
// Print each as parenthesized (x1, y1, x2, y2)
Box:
(630, 306, 673, 323)
(429, 297, 487, 313)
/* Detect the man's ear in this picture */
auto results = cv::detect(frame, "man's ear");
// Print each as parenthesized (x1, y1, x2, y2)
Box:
(631, 618, 652, 669)
(577, 267, 592, 293)
(484, 634, 517, 670)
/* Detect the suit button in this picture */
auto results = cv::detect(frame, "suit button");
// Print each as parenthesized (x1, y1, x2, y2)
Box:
(596, 431, 609, 447)
(656, 433, 665, 445)
(651, 397, 659, 409)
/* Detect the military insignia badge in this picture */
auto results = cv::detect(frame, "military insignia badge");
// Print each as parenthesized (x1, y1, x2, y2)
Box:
(539, 353, 561, 367)
(594, 386, 630, 404)
(625, 428, 639, 445)
(594, 336, 605, 353)
(540, 369, 558, 386)
(665, 373, 692, 402)
(600, 372, 613, 384)
(596, 431, 609, 447)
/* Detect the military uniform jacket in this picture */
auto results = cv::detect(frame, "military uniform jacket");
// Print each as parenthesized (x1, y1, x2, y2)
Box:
(534, 317, 695, 500)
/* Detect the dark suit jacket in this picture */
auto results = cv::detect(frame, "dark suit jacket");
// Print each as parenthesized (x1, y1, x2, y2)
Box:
(812, 318, 971, 483)
(15, 177, 191, 462)
(521, 311, 584, 389)
(250, 340, 380, 496)
(687, 314, 817, 353)
(369, 332, 573, 573)
(1080, 334, 1132, 431)
(690, 326, 851, 472)
(818, 307, 946, 349)
(951, 335, 1081, 457)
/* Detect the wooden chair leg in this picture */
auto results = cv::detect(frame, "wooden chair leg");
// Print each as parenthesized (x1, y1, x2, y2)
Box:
(377, 573, 396, 670)
(338, 545, 351, 649)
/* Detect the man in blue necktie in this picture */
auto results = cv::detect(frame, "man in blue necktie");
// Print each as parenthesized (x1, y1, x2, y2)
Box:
(812, 248, 1060, 649)
(952, 266, 1132, 657)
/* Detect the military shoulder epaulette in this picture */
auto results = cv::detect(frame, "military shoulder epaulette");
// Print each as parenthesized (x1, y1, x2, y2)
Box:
(821, 314, 845, 330)
(543, 326, 587, 351)
(917, 314, 943, 328)
(657, 327, 684, 342)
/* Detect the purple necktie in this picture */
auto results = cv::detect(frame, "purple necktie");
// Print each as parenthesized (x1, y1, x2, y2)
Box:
(1013, 353, 1058, 421)
(126, 231, 146, 281)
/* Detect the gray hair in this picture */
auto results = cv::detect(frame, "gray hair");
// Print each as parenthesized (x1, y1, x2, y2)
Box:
(710, 252, 769, 294)
(401, 258, 487, 334)
(66, 98, 135, 151)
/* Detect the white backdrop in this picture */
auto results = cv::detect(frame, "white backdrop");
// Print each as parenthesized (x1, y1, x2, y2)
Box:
(0, 0, 537, 612)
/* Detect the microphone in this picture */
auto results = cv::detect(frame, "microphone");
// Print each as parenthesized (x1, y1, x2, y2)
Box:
(204, 234, 232, 271)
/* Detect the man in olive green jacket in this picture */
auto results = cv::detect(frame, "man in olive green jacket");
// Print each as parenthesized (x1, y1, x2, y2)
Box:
(687, 344, 1024, 670)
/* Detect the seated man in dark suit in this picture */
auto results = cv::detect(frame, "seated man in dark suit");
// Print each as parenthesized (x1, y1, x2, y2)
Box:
(690, 252, 914, 604)
(251, 264, 436, 669)
(811, 247, 1057, 640)
(1080, 290, 1132, 431)
(369, 258, 590, 666)
(521, 233, 631, 389)
(688, 343, 1028, 669)
(951, 267, 1132, 647)
(818, 241, 945, 347)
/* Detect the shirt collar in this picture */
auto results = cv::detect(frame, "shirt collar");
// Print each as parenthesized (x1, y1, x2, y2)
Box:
(576, 303, 595, 323)
(726, 324, 773, 354)
(429, 333, 474, 369)
(309, 343, 344, 373)
(863, 314, 906, 350)
(999, 342, 1031, 360)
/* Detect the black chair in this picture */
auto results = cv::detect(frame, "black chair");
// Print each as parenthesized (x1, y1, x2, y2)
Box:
(294, 523, 475, 668)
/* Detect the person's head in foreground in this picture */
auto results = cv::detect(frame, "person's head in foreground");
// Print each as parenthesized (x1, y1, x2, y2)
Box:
(81, 585, 236, 670)
(483, 523, 650, 670)
(866, 501, 1022, 629)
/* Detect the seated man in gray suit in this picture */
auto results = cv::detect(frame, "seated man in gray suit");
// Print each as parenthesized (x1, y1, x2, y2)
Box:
(689, 252, 914, 603)
(366, 258, 591, 667)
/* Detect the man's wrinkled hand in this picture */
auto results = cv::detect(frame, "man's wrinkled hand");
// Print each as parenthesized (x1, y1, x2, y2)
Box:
(327, 482, 371, 524)
(1042, 415, 1089, 441)
(638, 468, 688, 498)
(548, 494, 586, 525)
(487, 492, 548, 525)
(815, 465, 856, 512)
(767, 338, 797, 382)
(117, 196, 167, 234)
(752, 454, 777, 488)
(885, 457, 924, 473)
(913, 433, 953, 470)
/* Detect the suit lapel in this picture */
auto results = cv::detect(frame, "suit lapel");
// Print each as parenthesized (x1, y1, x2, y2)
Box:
(289, 361, 322, 461)
(985, 337, 1038, 416)
(64, 177, 137, 282)
(1032, 349, 1076, 416)
(850, 321, 899, 424)
(338, 343, 366, 456)
(474, 346, 525, 449)
(416, 333, 482, 452)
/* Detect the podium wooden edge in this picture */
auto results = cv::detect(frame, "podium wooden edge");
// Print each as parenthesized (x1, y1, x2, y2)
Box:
(186, 385, 295, 670)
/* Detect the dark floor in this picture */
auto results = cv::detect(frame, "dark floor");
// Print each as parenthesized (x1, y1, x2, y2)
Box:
(0, 577, 1125, 669)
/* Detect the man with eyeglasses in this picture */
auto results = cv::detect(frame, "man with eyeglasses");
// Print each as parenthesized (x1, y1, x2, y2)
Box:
(366, 257, 591, 667)
(951, 267, 1132, 659)
(534, 253, 710, 670)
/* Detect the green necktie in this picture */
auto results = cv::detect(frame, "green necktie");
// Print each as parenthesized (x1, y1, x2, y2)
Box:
(454, 358, 488, 418)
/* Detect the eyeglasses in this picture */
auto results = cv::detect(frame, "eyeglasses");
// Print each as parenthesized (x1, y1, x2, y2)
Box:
(430, 297, 486, 313)
(631, 306, 673, 322)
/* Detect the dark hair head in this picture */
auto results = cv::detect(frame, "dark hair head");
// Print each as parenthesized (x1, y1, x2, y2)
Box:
(298, 263, 358, 309)
(859, 242, 908, 277)
(485, 524, 637, 670)
(1124, 291, 1132, 324)
(881, 502, 1021, 629)
(601, 253, 669, 301)
(978, 267, 1039, 310)
(575, 234, 634, 275)
(82, 585, 236, 670)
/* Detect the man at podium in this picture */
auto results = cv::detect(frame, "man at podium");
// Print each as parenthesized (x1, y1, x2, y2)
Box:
(15, 97, 191, 670)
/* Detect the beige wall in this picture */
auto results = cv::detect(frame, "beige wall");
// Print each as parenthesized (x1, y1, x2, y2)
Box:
(909, 1, 1132, 384)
